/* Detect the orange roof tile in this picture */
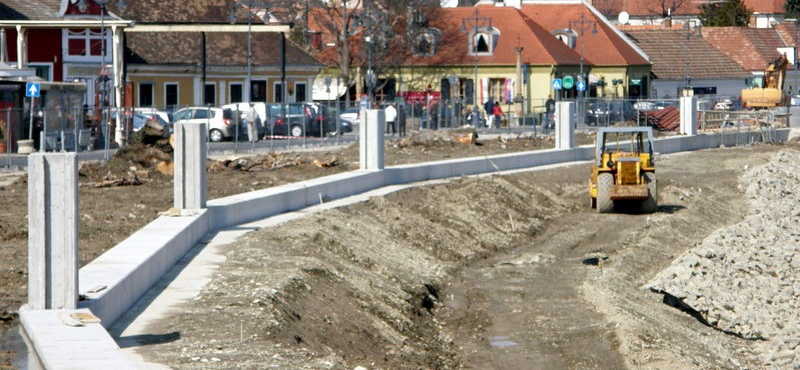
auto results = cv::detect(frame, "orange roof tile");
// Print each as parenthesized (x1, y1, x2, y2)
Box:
(306, 3, 648, 69)
(519, 3, 650, 67)
(618, 0, 785, 18)
(703, 27, 788, 71)
(625, 29, 749, 79)
(415, 6, 585, 67)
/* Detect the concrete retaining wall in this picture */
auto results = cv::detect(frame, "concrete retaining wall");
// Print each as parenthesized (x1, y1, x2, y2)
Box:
(20, 129, 789, 369)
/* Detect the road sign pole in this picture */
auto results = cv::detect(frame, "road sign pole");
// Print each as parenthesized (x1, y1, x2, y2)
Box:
(28, 97, 34, 141)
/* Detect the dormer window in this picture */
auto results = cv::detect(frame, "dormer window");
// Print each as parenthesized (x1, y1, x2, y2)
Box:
(551, 29, 576, 49)
(412, 28, 441, 57)
(469, 28, 498, 56)
(416, 33, 433, 55)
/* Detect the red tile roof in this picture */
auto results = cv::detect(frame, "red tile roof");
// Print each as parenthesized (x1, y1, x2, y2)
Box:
(617, 0, 785, 17)
(519, 3, 649, 67)
(625, 29, 749, 79)
(415, 6, 585, 67)
(308, 4, 649, 69)
(703, 27, 788, 72)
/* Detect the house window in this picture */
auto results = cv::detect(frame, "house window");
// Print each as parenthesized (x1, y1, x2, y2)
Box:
(138, 83, 153, 107)
(252, 80, 267, 102)
(469, 28, 497, 56)
(165, 83, 178, 110)
(204, 83, 216, 106)
(274, 82, 284, 103)
(66, 28, 106, 57)
(30, 64, 52, 81)
(295, 82, 307, 102)
(230, 83, 243, 103)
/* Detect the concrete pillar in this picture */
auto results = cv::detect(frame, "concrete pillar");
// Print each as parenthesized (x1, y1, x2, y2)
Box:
(554, 101, 575, 149)
(680, 95, 697, 135)
(27, 153, 78, 310)
(174, 122, 207, 209)
(359, 108, 385, 170)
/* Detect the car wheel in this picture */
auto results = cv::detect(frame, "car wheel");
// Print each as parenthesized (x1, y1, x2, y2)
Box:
(290, 125, 304, 137)
(209, 129, 224, 142)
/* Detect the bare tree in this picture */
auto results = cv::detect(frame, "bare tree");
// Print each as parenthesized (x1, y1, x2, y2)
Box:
(268, 0, 439, 107)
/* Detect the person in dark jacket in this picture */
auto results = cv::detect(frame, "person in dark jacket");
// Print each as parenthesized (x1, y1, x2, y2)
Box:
(483, 99, 494, 127)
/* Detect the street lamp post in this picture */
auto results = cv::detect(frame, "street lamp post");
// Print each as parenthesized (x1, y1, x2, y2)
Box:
(230, 0, 270, 103)
(683, 20, 702, 96)
(461, 9, 492, 114)
(568, 13, 597, 127)
(365, 34, 376, 105)
(355, 5, 390, 107)
(77, 0, 127, 151)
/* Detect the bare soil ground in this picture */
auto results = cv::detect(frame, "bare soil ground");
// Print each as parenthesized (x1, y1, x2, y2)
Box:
(0, 129, 558, 369)
(2, 129, 797, 369)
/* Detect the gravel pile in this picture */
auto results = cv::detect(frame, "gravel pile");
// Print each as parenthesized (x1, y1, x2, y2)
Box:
(647, 148, 800, 368)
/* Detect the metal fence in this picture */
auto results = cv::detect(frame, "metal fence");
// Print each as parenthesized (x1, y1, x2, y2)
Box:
(0, 96, 788, 164)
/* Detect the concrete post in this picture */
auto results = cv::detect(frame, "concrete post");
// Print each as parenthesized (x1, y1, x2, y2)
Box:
(27, 153, 78, 310)
(359, 108, 385, 170)
(174, 122, 207, 210)
(680, 95, 697, 135)
(555, 101, 575, 149)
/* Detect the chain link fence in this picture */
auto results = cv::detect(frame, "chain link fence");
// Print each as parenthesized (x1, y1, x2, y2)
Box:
(0, 96, 787, 164)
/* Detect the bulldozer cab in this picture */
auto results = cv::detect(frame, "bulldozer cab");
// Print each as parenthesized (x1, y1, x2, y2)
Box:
(594, 127, 655, 170)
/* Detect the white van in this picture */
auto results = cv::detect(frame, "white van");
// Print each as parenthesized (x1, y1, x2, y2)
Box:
(222, 102, 267, 137)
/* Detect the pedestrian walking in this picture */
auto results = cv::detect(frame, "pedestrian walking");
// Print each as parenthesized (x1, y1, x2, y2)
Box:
(385, 102, 398, 135)
(484, 99, 494, 127)
(246, 102, 258, 143)
(492, 101, 503, 129)
(468, 105, 481, 128)
(545, 95, 555, 129)
(397, 103, 407, 136)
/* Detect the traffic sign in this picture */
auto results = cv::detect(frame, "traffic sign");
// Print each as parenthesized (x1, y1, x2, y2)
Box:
(562, 75, 574, 89)
(552, 78, 562, 90)
(576, 80, 586, 91)
(26, 82, 40, 98)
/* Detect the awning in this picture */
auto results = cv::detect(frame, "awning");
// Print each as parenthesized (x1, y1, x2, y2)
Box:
(312, 77, 347, 101)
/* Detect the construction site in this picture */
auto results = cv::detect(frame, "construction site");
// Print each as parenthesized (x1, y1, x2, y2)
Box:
(1, 124, 799, 369)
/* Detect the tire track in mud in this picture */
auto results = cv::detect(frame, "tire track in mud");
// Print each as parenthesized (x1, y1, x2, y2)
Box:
(440, 201, 633, 369)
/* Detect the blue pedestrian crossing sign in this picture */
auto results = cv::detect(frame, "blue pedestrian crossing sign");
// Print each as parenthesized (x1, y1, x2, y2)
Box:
(26, 82, 40, 98)
(576, 80, 586, 91)
(552, 78, 562, 90)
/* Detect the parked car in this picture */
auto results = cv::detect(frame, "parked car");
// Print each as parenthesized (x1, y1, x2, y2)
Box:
(171, 106, 239, 142)
(262, 102, 337, 138)
(585, 99, 635, 126)
(338, 107, 359, 129)
(133, 107, 172, 126)
(131, 113, 170, 136)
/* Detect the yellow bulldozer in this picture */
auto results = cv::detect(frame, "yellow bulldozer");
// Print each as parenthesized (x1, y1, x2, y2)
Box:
(741, 53, 789, 109)
(589, 127, 657, 213)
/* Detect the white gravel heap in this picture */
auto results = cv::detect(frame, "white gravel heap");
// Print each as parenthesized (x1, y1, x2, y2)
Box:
(647, 149, 800, 367)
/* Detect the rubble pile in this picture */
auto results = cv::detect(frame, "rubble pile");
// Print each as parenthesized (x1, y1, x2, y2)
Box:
(647, 149, 800, 368)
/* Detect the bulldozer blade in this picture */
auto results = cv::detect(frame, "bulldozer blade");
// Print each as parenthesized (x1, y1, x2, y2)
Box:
(611, 184, 649, 200)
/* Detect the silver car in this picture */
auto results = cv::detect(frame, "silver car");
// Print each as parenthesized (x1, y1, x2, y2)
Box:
(171, 106, 238, 142)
